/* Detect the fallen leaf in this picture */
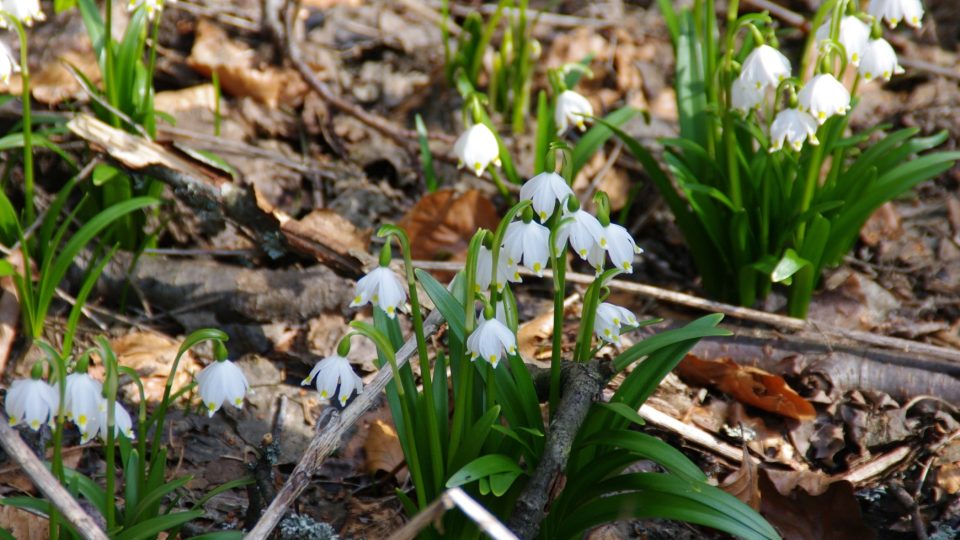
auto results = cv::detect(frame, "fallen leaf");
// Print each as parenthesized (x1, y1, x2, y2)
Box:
(936, 461, 960, 494)
(154, 84, 217, 114)
(398, 189, 500, 261)
(517, 309, 555, 362)
(110, 331, 200, 405)
(364, 419, 408, 483)
(0, 504, 48, 539)
(759, 470, 875, 540)
(859, 202, 902, 247)
(0, 249, 27, 377)
(677, 355, 816, 421)
(187, 19, 306, 108)
(720, 446, 761, 510)
(277, 209, 369, 275)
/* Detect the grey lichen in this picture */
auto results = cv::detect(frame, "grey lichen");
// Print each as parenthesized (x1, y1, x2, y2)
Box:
(278, 514, 339, 540)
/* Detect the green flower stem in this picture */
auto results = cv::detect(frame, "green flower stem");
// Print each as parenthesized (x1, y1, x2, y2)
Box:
(43, 346, 68, 540)
(721, 0, 742, 209)
(120, 365, 149, 492)
(104, 0, 120, 128)
(7, 16, 35, 225)
(99, 339, 119, 531)
(548, 248, 565, 418)
(145, 12, 162, 137)
(796, 141, 825, 245)
(377, 225, 445, 495)
(489, 168, 511, 201)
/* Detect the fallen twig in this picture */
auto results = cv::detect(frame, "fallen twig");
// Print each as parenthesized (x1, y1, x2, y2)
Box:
(387, 487, 518, 540)
(245, 309, 445, 539)
(0, 420, 110, 540)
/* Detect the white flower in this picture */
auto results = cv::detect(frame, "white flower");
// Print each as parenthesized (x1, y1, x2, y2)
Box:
(5, 378, 58, 430)
(593, 302, 638, 345)
(476, 245, 520, 292)
(91, 400, 135, 441)
(859, 38, 904, 81)
(1, 0, 45, 26)
(797, 74, 850, 124)
(128, 0, 167, 18)
(520, 172, 574, 221)
(350, 266, 407, 318)
(555, 90, 594, 134)
(0, 41, 19, 84)
(815, 16, 870, 65)
(739, 45, 791, 91)
(730, 76, 763, 113)
(587, 222, 641, 272)
(454, 123, 501, 177)
(556, 208, 606, 260)
(869, 0, 924, 29)
(302, 354, 363, 406)
(503, 220, 550, 276)
(769, 108, 820, 152)
(195, 359, 250, 417)
(466, 315, 517, 368)
(64, 372, 103, 440)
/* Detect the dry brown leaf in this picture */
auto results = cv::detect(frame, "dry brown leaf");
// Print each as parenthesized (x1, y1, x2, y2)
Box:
(110, 332, 199, 404)
(279, 209, 369, 268)
(720, 447, 761, 511)
(398, 189, 500, 261)
(936, 461, 960, 494)
(154, 84, 217, 114)
(517, 309, 555, 362)
(0, 249, 27, 377)
(759, 470, 875, 540)
(364, 419, 408, 483)
(677, 354, 816, 421)
(0, 504, 48, 539)
(187, 19, 306, 107)
(0, 446, 84, 495)
(860, 202, 902, 247)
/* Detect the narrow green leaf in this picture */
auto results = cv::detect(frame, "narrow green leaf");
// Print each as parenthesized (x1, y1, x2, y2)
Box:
(770, 248, 810, 283)
(415, 268, 466, 341)
(115, 510, 204, 540)
(415, 114, 438, 192)
(446, 454, 523, 489)
(594, 402, 646, 427)
(571, 107, 639, 179)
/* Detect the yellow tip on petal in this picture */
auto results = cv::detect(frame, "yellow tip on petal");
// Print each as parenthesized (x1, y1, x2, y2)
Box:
(320, 390, 328, 398)
(352, 295, 362, 304)
(207, 402, 217, 412)
(533, 262, 542, 272)
(234, 398, 243, 406)
(78, 415, 87, 427)
(8, 417, 16, 426)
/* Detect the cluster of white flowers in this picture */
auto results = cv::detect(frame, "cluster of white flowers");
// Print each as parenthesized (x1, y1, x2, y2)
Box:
(0, 0, 44, 28)
(732, 0, 921, 153)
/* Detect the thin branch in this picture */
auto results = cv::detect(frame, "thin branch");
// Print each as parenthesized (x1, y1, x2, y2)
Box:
(387, 487, 518, 540)
(0, 420, 110, 540)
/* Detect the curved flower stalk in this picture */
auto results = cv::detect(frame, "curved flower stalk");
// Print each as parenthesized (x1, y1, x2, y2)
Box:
(454, 123, 501, 177)
(195, 358, 250, 416)
(5, 377, 58, 430)
(350, 265, 407, 318)
(303, 354, 363, 406)
(555, 89, 593, 135)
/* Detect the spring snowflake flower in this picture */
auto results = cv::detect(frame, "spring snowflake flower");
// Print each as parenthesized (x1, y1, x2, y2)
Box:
(5, 378, 58, 430)
(503, 220, 550, 276)
(869, 0, 924, 29)
(196, 359, 250, 417)
(0, 41, 19, 84)
(798, 74, 850, 124)
(593, 302, 638, 345)
(454, 123, 501, 177)
(556, 208, 607, 261)
(89, 400, 135, 441)
(739, 45, 791, 91)
(555, 90, 594, 135)
(520, 172, 574, 221)
(0, 0, 45, 26)
(350, 266, 407, 318)
(815, 16, 870, 66)
(64, 372, 104, 440)
(587, 222, 641, 273)
(302, 354, 363, 406)
(730, 76, 763, 113)
(769, 108, 820, 152)
(476, 245, 520, 292)
(859, 38, 904, 81)
(128, 0, 168, 18)
(466, 315, 517, 368)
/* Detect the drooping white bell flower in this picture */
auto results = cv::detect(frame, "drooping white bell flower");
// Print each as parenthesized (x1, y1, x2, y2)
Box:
(64, 372, 104, 440)
(730, 75, 763, 113)
(350, 266, 407, 318)
(858, 38, 904, 81)
(555, 208, 607, 260)
(797, 74, 850, 124)
(466, 315, 517, 368)
(520, 172, 574, 221)
(587, 222, 641, 273)
(0, 41, 19, 84)
(593, 302, 639, 345)
(128, 0, 167, 19)
(739, 45, 791, 91)
(0, 0, 45, 26)
(815, 16, 871, 65)
(195, 359, 250, 417)
(5, 378, 58, 430)
(769, 108, 820, 152)
(869, 0, 924, 29)
(503, 220, 550, 276)
(302, 354, 363, 406)
(476, 245, 520, 292)
(454, 123, 501, 177)
(555, 90, 594, 135)
(90, 399, 135, 441)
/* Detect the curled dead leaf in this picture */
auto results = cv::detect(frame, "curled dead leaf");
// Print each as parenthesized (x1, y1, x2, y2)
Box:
(677, 354, 816, 421)
(720, 446, 761, 511)
(398, 189, 500, 261)
(364, 418, 408, 483)
(110, 331, 199, 405)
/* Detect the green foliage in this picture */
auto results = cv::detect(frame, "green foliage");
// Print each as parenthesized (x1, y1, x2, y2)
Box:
(611, 2, 960, 317)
